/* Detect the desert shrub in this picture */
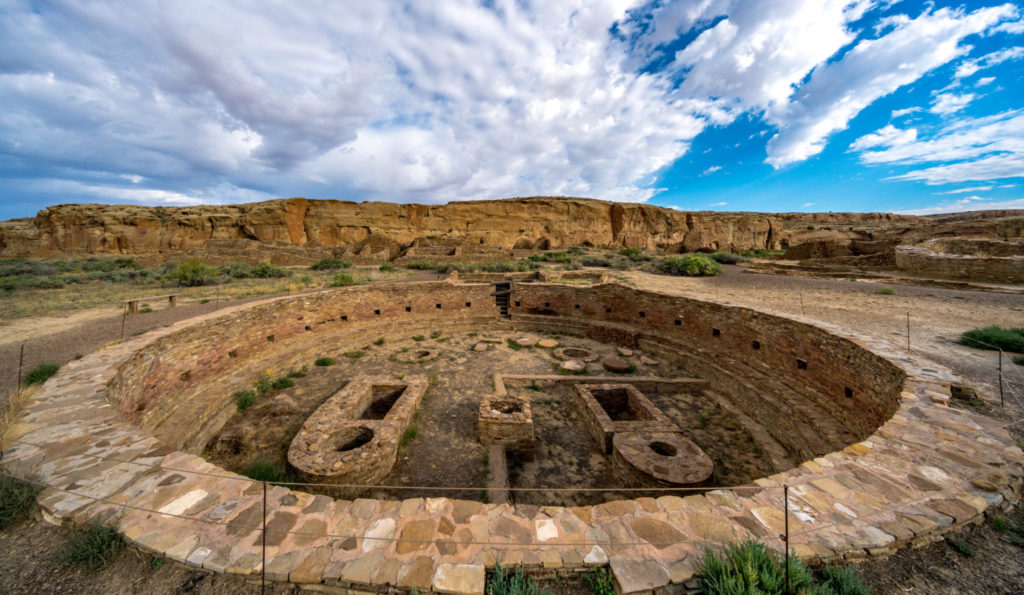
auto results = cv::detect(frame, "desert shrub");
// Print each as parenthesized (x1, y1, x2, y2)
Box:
(331, 272, 355, 287)
(567, 245, 586, 255)
(658, 255, 722, 277)
(878, 286, 896, 295)
(528, 251, 572, 263)
(487, 563, 547, 595)
(251, 262, 292, 278)
(0, 475, 41, 529)
(405, 261, 436, 270)
(310, 258, 351, 271)
(164, 259, 216, 286)
(271, 377, 294, 390)
(344, 350, 364, 359)
(234, 390, 257, 411)
(314, 357, 334, 366)
(699, 541, 814, 594)
(817, 563, 871, 595)
(708, 251, 746, 265)
(240, 460, 295, 484)
(25, 363, 60, 385)
(618, 247, 651, 261)
(379, 262, 395, 272)
(220, 261, 253, 278)
(287, 368, 307, 378)
(960, 326, 1024, 353)
(584, 568, 615, 595)
(580, 256, 611, 267)
(63, 522, 123, 571)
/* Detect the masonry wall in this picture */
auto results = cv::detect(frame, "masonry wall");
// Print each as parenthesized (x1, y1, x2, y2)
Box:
(509, 282, 905, 460)
(895, 244, 1024, 283)
(106, 281, 500, 451)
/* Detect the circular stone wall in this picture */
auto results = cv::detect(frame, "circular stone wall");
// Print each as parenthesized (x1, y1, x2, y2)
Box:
(3, 280, 1021, 594)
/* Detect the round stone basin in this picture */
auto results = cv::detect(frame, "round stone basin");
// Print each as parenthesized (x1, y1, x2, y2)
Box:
(553, 346, 599, 362)
(613, 432, 714, 486)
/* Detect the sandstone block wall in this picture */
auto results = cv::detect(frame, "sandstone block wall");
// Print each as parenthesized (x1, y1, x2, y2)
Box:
(510, 283, 905, 463)
(106, 281, 500, 451)
(896, 240, 1024, 283)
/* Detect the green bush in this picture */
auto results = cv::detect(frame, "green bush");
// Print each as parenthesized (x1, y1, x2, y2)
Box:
(234, 390, 257, 411)
(331, 272, 355, 287)
(287, 368, 307, 378)
(0, 475, 41, 529)
(487, 563, 547, 595)
(164, 259, 216, 286)
(699, 541, 814, 594)
(250, 262, 292, 278)
(960, 326, 1024, 353)
(314, 357, 335, 366)
(618, 247, 650, 261)
(658, 255, 723, 277)
(584, 568, 616, 595)
(817, 563, 871, 595)
(310, 258, 351, 271)
(25, 363, 60, 385)
(379, 262, 395, 272)
(406, 261, 436, 270)
(878, 286, 896, 295)
(220, 261, 253, 278)
(240, 460, 295, 484)
(528, 251, 572, 263)
(271, 377, 294, 390)
(63, 521, 123, 571)
(708, 252, 746, 265)
(580, 256, 611, 267)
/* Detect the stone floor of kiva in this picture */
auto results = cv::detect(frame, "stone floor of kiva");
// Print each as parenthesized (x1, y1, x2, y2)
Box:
(2, 304, 1021, 594)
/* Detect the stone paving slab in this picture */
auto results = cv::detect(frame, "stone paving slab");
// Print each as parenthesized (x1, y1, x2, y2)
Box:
(1, 289, 1021, 594)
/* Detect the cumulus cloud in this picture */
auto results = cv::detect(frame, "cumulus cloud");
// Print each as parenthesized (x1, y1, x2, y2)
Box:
(0, 0, 1020, 214)
(849, 124, 917, 151)
(701, 165, 723, 176)
(930, 93, 977, 115)
(891, 107, 922, 118)
(764, 4, 1015, 167)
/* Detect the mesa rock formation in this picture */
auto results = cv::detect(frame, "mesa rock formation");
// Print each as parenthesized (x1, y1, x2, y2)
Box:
(1, 197, 1022, 277)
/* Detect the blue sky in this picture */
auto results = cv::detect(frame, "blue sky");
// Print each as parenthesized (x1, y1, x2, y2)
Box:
(1, 1, 1022, 220)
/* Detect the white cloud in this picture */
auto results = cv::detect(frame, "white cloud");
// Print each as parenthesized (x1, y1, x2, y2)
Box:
(701, 165, 723, 176)
(993, 20, 1024, 34)
(709, 201, 728, 206)
(802, 202, 815, 207)
(891, 107, 922, 118)
(852, 110, 1024, 184)
(976, 76, 997, 86)
(897, 196, 1024, 215)
(934, 185, 994, 194)
(765, 4, 1015, 168)
(849, 124, 917, 151)
(930, 93, 976, 115)
(954, 46, 1024, 78)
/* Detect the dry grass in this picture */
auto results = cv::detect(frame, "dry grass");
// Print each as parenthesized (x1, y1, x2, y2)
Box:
(1, 385, 39, 442)
(0, 266, 411, 322)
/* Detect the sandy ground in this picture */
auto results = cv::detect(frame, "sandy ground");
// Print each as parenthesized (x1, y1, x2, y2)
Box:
(1, 266, 1023, 593)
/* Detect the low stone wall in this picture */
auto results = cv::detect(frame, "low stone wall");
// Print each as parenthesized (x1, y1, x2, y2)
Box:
(895, 239, 1024, 283)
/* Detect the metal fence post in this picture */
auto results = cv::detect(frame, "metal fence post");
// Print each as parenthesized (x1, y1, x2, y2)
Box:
(262, 480, 268, 594)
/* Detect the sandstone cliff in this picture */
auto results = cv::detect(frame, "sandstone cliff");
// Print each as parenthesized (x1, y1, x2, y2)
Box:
(1, 197, 1021, 266)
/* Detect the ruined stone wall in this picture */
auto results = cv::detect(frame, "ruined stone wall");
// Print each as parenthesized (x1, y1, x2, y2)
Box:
(106, 281, 500, 451)
(895, 242, 1024, 284)
(509, 283, 905, 460)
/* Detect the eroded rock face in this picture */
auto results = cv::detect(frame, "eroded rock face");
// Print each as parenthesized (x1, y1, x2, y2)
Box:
(0, 197, 790, 260)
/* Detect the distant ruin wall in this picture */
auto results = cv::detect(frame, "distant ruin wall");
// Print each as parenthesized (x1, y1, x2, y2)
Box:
(895, 239, 1024, 284)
